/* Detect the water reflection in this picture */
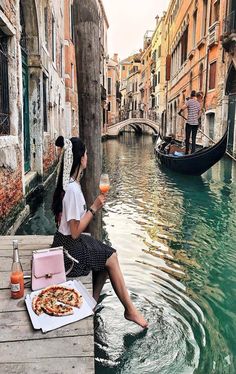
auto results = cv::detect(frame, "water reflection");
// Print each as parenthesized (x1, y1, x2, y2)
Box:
(95, 133, 236, 374)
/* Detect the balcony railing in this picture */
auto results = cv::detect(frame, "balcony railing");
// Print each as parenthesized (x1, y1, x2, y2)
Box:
(223, 11, 236, 36)
(208, 21, 220, 47)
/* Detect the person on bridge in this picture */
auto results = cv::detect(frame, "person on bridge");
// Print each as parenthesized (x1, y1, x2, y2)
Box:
(51, 136, 148, 329)
(178, 90, 201, 154)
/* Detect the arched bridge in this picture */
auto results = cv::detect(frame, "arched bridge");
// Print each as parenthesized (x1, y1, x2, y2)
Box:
(107, 118, 160, 137)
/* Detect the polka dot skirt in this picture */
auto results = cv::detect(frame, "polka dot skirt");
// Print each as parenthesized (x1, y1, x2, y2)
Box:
(51, 231, 116, 277)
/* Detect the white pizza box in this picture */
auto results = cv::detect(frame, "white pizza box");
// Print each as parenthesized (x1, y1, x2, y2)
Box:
(25, 280, 96, 333)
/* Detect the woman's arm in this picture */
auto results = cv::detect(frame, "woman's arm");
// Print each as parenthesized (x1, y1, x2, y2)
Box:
(69, 194, 106, 239)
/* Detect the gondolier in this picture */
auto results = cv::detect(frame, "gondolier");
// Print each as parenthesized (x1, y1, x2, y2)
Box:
(178, 90, 201, 154)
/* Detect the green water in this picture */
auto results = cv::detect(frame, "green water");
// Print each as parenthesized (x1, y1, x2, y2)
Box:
(17, 134, 236, 373)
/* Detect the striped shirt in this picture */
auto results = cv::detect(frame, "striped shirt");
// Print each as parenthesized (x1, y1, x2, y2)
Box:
(186, 99, 200, 125)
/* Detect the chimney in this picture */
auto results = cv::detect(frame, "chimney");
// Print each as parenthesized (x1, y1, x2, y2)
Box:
(155, 14, 159, 25)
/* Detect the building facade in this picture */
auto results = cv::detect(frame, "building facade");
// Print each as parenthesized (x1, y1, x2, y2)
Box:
(107, 54, 121, 125)
(0, 0, 78, 234)
(222, 0, 236, 156)
(151, 13, 167, 130)
(64, 0, 79, 138)
(164, 0, 226, 145)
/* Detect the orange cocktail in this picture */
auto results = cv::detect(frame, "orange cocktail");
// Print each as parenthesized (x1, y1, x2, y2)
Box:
(99, 173, 110, 194)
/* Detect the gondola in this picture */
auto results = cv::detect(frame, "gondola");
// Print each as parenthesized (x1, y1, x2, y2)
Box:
(154, 129, 228, 175)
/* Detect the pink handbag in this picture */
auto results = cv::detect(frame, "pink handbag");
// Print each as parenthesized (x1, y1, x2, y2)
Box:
(31, 247, 78, 291)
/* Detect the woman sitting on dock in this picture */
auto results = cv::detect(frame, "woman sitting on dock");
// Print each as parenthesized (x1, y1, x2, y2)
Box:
(51, 137, 148, 328)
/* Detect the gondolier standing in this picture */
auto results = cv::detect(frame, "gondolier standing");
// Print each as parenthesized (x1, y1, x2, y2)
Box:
(178, 90, 201, 154)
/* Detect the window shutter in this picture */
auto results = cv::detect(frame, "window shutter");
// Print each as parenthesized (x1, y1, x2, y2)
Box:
(166, 55, 171, 81)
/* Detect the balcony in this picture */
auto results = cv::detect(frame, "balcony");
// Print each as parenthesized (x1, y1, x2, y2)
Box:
(208, 21, 220, 48)
(222, 11, 236, 52)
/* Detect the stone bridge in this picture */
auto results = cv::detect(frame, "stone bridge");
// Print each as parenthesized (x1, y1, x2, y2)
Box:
(107, 118, 160, 137)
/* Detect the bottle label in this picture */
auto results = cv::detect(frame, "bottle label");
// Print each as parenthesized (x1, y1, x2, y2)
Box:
(11, 283, 20, 292)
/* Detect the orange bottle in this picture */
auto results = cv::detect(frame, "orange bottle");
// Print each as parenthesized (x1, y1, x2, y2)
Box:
(10, 240, 24, 299)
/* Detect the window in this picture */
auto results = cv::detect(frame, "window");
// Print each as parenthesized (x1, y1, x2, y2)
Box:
(0, 32, 10, 135)
(157, 45, 161, 58)
(70, 3, 75, 43)
(153, 74, 157, 87)
(108, 101, 111, 111)
(60, 43, 63, 77)
(199, 63, 203, 91)
(201, 0, 207, 37)
(158, 71, 161, 84)
(71, 63, 74, 90)
(189, 71, 193, 92)
(107, 77, 112, 94)
(72, 109, 75, 128)
(181, 27, 188, 65)
(209, 61, 216, 90)
(210, 0, 220, 26)
(193, 10, 197, 47)
(122, 66, 125, 70)
(43, 73, 48, 132)
(44, 7, 48, 49)
(52, 14, 56, 62)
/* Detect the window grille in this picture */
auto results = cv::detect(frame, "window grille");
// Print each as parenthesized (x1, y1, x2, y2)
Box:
(0, 31, 10, 135)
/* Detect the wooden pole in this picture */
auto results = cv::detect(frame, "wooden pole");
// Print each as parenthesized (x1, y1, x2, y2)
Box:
(73, 0, 102, 239)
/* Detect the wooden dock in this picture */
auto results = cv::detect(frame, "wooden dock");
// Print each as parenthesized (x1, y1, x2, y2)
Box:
(0, 235, 95, 374)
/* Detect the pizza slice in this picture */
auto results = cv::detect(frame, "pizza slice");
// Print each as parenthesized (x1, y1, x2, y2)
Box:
(42, 298, 74, 316)
(57, 288, 83, 308)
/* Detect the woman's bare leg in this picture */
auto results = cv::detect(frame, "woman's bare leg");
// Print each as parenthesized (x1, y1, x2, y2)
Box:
(93, 270, 108, 302)
(105, 253, 148, 328)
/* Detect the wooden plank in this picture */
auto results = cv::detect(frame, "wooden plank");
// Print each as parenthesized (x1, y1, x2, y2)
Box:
(0, 335, 94, 361)
(0, 310, 94, 341)
(0, 357, 94, 374)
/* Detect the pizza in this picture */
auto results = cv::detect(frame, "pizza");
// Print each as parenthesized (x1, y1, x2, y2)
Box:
(32, 285, 83, 317)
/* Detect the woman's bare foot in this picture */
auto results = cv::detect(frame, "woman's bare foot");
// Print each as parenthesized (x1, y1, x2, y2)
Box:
(124, 308, 148, 328)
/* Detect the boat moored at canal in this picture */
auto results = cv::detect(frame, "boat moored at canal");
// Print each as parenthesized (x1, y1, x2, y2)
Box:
(154, 129, 228, 175)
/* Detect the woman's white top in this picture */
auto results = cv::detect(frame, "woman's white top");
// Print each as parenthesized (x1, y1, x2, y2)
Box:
(58, 180, 87, 235)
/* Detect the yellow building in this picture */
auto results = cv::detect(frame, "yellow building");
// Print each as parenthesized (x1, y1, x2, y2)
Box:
(151, 13, 167, 130)
(120, 53, 142, 119)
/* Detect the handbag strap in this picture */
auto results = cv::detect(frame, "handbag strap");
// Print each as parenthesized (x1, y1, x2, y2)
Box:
(63, 248, 79, 276)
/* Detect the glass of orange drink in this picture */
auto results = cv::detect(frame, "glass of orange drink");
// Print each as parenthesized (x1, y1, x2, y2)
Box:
(99, 173, 110, 194)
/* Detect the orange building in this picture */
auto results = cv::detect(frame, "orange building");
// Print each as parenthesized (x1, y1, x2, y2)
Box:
(64, 0, 79, 137)
(165, 0, 226, 144)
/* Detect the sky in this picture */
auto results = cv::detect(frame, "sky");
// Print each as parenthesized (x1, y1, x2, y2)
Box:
(102, 0, 169, 61)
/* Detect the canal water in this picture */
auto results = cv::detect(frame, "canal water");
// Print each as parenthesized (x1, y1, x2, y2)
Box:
(17, 133, 236, 374)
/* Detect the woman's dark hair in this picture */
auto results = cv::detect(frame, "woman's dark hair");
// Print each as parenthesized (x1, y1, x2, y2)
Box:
(55, 135, 64, 148)
(51, 137, 86, 225)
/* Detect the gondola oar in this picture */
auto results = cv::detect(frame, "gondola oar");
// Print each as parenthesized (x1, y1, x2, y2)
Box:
(178, 112, 236, 162)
